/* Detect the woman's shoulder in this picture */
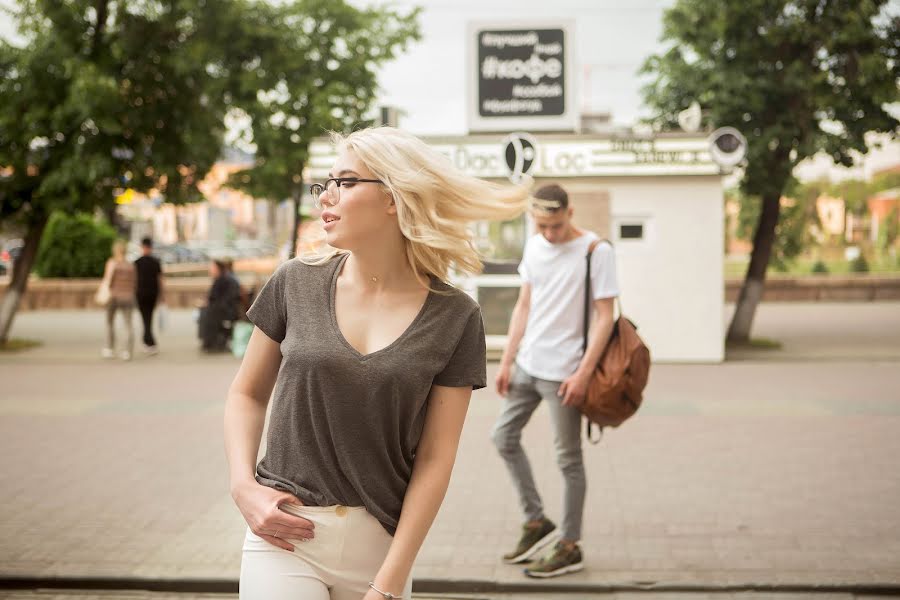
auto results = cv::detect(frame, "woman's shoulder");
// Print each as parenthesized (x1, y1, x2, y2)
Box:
(272, 252, 344, 282)
(429, 278, 481, 316)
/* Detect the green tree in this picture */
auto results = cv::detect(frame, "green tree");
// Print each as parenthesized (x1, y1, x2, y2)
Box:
(223, 0, 420, 258)
(735, 178, 823, 271)
(868, 169, 900, 195)
(0, 0, 240, 344)
(878, 204, 899, 249)
(831, 178, 870, 215)
(641, 0, 899, 343)
(34, 212, 116, 278)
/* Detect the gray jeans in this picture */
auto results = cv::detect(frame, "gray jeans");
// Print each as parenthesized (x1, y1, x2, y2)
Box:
(491, 364, 585, 542)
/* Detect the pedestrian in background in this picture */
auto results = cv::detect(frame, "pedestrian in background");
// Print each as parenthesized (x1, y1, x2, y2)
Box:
(492, 183, 619, 578)
(200, 259, 240, 352)
(101, 239, 137, 361)
(134, 237, 164, 355)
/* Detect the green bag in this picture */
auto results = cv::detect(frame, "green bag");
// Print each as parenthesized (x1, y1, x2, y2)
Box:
(231, 321, 254, 358)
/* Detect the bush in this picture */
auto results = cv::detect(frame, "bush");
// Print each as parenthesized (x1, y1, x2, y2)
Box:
(811, 260, 829, 274)
(35, 212, 117, 278)
(849, 254, 869, 273)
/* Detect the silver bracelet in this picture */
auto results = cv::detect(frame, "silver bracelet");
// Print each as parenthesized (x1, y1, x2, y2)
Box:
(368, 581, 403, 600)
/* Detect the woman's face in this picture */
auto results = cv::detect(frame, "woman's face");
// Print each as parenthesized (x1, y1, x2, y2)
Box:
(209, 261, 220, 278)
(318, 148, 395, 250)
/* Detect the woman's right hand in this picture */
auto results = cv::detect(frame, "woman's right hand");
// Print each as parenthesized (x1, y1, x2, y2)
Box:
(231, 480, 315, 551)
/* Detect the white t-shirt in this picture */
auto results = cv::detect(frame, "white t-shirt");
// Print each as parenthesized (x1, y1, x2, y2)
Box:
(516, 231, 619, 382)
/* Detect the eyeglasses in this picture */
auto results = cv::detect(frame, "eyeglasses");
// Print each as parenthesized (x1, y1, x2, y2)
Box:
(309, 177, 384, 210)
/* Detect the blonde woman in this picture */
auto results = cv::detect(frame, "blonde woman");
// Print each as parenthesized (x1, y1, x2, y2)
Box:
(225, 126, 529, 600)
(101, 239, 136, 360)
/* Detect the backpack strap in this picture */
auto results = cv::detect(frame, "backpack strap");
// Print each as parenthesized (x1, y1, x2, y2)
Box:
(585, 238, 622, 317)
(583, 240, 601, 353)
(586, 421, 603, 444)
(584, 237, 614, 445)
(584, 240, 603, 444)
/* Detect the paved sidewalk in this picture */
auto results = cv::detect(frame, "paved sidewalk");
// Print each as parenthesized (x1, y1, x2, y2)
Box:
(1, 303, 899, 591)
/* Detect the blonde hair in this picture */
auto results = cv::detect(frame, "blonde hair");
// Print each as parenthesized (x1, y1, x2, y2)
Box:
(111, 239, 127, 261)
(302, 127, 530, 290)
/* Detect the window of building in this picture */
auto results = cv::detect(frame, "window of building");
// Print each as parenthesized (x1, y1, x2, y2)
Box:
(619, 223, 644, 239)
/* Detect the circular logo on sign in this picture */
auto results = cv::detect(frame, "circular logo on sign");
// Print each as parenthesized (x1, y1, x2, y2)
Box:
(503, 132, 538, 183)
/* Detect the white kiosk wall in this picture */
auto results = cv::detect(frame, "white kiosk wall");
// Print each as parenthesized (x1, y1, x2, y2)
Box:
(599, 176, 724, 363)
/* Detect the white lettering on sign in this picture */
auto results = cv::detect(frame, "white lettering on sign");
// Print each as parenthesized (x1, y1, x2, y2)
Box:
(611, 139, 704, 165)
(533, 42, 562, 55)
(483, 99, 544, 114)
(481, 53, 563, 84)
(538, 147, 587, 174)
(512, 83, 562, 98)
(438, 146, 501, 174)
(310, 138, 716, 180)
(481, 31, 539, 49)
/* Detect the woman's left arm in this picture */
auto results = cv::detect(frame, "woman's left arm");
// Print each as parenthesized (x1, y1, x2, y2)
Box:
(367, 383, 472, 599)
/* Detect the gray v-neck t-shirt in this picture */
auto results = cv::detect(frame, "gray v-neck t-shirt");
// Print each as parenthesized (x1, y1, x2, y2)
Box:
(245, 253, 486, 535)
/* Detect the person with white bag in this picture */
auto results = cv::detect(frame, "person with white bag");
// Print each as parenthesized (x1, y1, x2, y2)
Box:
(99, 239, 137, 360)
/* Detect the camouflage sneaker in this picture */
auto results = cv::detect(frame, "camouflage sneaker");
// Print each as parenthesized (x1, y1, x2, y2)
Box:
(523, 541, 584, 578)
(502, 517, 558, 564)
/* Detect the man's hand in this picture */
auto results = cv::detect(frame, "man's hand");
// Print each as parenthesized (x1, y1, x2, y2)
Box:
(558, 369, 592, 407)
(495, 362, 513, 397)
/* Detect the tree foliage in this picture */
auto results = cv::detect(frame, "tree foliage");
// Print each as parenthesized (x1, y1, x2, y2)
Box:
(641, 0, 899, 341)
(0, 0, 420, 342)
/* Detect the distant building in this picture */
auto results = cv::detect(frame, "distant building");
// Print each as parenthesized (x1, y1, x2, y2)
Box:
(815, 195, 846, 239)
(868, 188, 900, 245)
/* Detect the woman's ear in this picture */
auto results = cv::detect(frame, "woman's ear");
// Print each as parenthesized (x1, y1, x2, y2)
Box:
(385, 195, 397, 215)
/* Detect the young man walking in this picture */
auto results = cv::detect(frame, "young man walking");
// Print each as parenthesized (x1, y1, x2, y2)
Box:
(134, 237, 164, 354)
(492, 183, 619, 578)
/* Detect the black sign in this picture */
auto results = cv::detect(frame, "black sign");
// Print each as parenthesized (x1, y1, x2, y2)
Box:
(477, 29, 565, 118)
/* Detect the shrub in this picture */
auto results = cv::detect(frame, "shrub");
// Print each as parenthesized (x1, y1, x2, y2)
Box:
(849, 254, 869, 273)
(34, 212, 117, 278)
(811, 260, 829, 274)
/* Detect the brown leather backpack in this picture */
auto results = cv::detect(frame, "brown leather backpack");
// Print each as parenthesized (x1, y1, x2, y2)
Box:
(580, 239, 651, 442)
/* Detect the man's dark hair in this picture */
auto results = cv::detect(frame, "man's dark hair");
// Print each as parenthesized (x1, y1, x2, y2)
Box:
(140, 237, 153, 248)
(532, 183, 569, 212)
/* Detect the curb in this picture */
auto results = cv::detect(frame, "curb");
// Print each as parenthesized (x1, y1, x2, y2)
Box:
(3, 577, 900, 596)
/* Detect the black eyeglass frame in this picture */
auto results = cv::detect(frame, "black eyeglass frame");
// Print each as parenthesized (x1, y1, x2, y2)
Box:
(309, 177, 384, 208)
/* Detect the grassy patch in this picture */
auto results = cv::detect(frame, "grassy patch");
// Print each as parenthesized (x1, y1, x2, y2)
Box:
(725, 255, 900, 278)
(0, 338, 42, 352)
(727, 337, 783, 350)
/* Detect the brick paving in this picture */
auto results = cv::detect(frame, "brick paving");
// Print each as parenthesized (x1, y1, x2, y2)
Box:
(1, 303, 899, 591)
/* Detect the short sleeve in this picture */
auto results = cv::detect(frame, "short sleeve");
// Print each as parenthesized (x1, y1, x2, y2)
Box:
(433, 306, 487, 390)
(516, 239, 531, 282)
(590, 241, 619, 300)
(246, 262, 288, 343)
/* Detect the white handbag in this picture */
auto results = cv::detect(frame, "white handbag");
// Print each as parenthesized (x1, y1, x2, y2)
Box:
(94, 281, 111, 306)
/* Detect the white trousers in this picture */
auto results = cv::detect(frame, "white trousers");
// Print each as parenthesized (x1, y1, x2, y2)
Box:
(240, 504, 412, 600)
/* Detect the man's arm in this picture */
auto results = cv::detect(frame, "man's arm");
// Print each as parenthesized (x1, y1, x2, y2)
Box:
(496, 282, 531, 396)
(157, 261, 165, 304)
(559, 296, 615, 406)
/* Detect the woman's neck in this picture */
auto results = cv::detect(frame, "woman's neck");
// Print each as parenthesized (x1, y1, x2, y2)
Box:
(342, 244, 419, 292)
